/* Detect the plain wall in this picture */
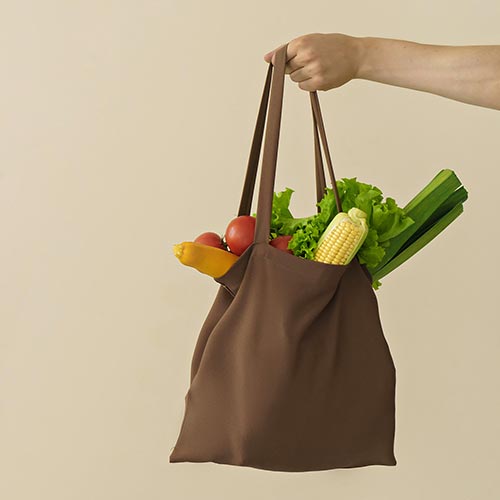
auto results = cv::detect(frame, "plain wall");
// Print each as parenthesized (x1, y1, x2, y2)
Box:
(1, 1, 499, 499)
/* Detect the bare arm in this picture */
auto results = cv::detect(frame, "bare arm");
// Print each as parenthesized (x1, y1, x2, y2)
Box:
(264, 33, 500, 110)
(357, 37, 500, 110)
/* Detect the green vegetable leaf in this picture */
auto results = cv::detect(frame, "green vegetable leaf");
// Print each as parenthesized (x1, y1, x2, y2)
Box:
(268, 178, 414, 278)
(318, 179, 413, 270)
(357, 228, 386, 268)
(372, 197, 415, 243)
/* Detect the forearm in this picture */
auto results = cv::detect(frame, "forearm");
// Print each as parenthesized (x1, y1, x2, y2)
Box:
(355, 37, 500, 110)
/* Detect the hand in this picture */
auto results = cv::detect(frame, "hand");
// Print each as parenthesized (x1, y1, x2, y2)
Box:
(263, 33, 362, 92)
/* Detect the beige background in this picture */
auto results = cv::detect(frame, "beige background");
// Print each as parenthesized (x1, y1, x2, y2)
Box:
(1, 1, 499, 499)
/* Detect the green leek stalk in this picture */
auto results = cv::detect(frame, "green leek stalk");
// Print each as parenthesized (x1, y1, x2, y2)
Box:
(372, 202, 464, 282)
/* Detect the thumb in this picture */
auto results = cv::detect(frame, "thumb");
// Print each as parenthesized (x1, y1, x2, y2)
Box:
(263, 43, 287, 64)
(263, 50, 274, 63)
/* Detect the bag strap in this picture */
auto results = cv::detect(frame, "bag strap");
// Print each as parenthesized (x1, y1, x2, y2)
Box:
(311, 92, 327, 209)
(310, 91, 342, 211)
(238, 59, 341, 216)
(238, 45, 342, 244)
(237, 63, 273, 217)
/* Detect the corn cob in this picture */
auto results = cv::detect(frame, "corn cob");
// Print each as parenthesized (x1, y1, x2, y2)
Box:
(313, 207, 369, 265)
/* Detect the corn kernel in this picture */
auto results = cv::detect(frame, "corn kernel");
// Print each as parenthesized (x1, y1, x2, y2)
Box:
(313, 208, 369, 265)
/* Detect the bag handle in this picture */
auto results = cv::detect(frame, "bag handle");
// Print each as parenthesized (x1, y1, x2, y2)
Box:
(238, 44, 342, 244)
(311, 92, 328, 209)
(237, 59, 342, 218)
(237, 63, 273, 218)
(310, 91, 342, 210)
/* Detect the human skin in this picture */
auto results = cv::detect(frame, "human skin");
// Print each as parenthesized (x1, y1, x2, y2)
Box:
(264, 33, 500, 110)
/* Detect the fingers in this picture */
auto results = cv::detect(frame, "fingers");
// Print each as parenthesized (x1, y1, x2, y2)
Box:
(263, 41, 299, 65)
(263, 49, 275, 63)
(297, 78, 318, 92)
(288, 64, 311, 81)
(263, 38, 320, 91)
(264, 49, 305, 82)
(263, 44, 284, 64)
(285, 55, 302, 74)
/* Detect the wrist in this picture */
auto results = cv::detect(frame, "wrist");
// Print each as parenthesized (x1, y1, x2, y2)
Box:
(352, 36, 375, 80)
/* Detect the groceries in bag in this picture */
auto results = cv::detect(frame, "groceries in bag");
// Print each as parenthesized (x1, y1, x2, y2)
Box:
(173, 241, 238, 279)
(172, 168, 467, 289)
(313, 207, 368, 265)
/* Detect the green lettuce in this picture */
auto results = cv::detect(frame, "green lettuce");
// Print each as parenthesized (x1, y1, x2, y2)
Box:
(268, 178, 415, 272)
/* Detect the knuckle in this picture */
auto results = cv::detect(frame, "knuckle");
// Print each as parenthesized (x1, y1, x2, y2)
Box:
(312, 76, 326, 91)
(314, 73, 325, 86)
(301, 47, 316, 62)
(293, 34, 309, 47)
(308, 60, 322, 76)
(299, 33, 316, 46)
(294, 33, 314, 52)
(298, 79, 315, 92)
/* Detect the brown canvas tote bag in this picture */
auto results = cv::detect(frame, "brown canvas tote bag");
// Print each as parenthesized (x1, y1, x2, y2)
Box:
(169, 44, 397, 472)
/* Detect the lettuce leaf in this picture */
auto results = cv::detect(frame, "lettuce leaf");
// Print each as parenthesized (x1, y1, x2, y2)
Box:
(268, 178, 414, 273)
(268, 188, 317, 238)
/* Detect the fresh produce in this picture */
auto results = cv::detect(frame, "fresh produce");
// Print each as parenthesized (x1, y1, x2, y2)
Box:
(265, 180, 413, 267)
(173, 241, 238, 278)
(173, 170, 466, 289)
(270, 235, 293, 254)
(372, 202, 464, 282)
(369, 169, 467, 284)
(194, 231, 226, 250)
(224, 215, 256, 256)
(266, 169, 467, 289)
(314, 208, 369, 265)
(369, 169, 462, 273)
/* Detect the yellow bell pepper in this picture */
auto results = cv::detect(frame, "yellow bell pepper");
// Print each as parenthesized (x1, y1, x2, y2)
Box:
(173, 241, 238, 278)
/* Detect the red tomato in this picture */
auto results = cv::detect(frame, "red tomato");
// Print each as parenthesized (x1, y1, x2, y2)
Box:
(194, 231, 226, 250)
(270, 235, 293, 254)
(224, 215, 256, 256)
